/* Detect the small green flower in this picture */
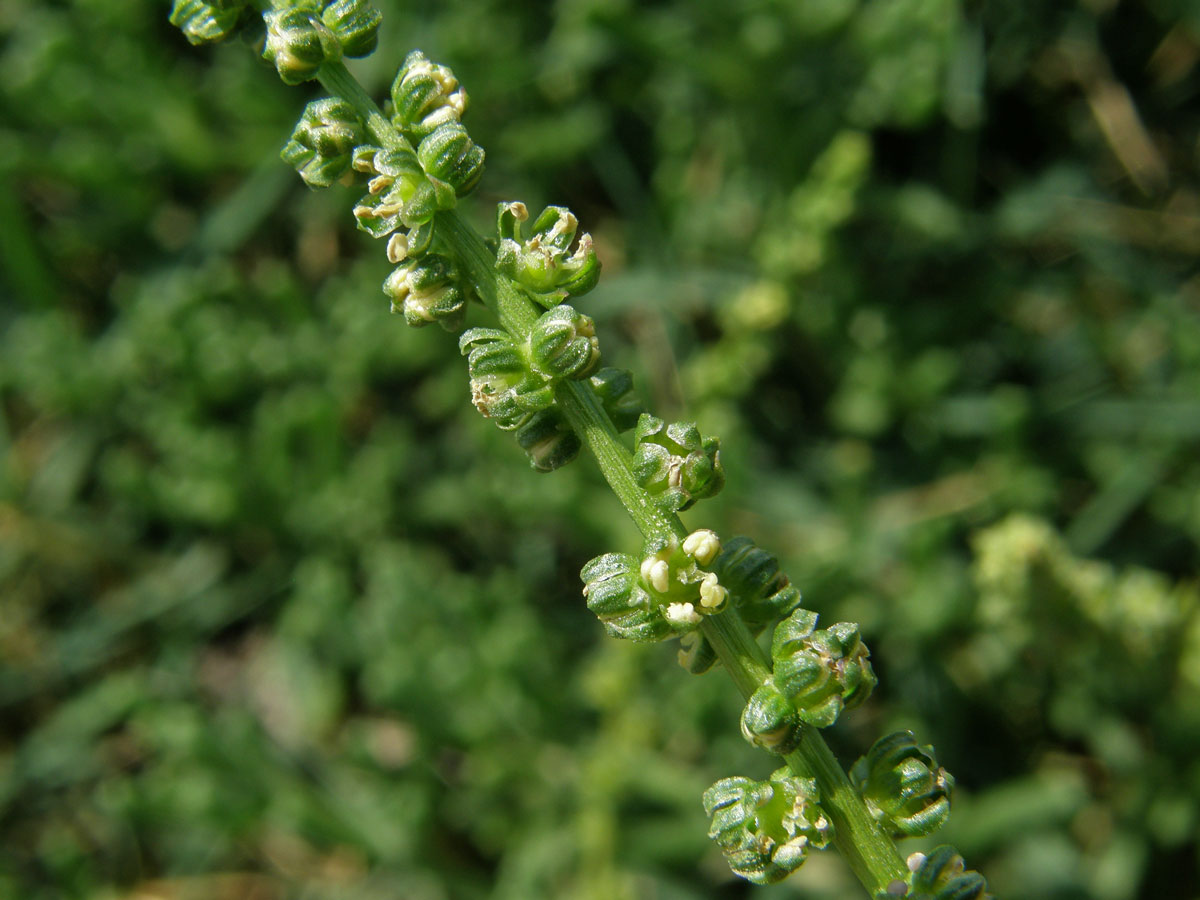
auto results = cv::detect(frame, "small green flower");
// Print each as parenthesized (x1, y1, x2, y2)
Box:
(771, 609, 876, 727)
(263, 5, 341, 84)
(515, 409, 581, 472)
(528, 305, 601, 380)
(320, 0, 382, 58)
(169, 0, 247, 45)
(632, 414, 724, 512)
(417, 123, 485, 198)
(352, 147, 454, 239)
(382, 254, 465, 331)
(703, 768, 833, 885)
(495, 202, 600, 307)
(280, 98, 364, 188)
(741, 680, 803, 756)
(851, 732, 953, 839)
(459, 329, 554, 428)
(391, 51, 468, 141)
(581, 552, 672, 642)
(899, 846, 992, 900)
(587, 367, 644, 433)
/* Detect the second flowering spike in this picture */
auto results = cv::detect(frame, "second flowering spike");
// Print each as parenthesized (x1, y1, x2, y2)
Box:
(281, 98, 364, 188)
(851, 732, 953, 839)
(771, 609, 876, 727)
(529, 306, 601, 380)
(632, 414, 724, 512)
(383, 254, 465, 331)
(703, 768, 833, 885)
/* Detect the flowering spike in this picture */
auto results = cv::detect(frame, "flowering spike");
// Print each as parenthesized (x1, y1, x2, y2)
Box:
(771, 609, 876, 727)
(703, 768, 833, 885)
(281, 98, 365, 188)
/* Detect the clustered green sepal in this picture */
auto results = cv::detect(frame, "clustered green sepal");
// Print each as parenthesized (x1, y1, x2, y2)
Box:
(352, 146, 452, 241)
(496, 202, 601, 307)
(529, 306, 600, 380)
(851, 732, 953, 839)
(280, 98, 365, 188)
(889, 847, 991, 900)
(588, 367, 644, 433)
(391, 51, 468, 141)
(383, 254, 466, 331)
(771, 608, 876, 728)
(741, 681, 803, 755)
(515, 409, 580, 472)
(262, 1, 381, 84)
(460, 328, 554, 427)
(169, 0, 247, 45)
(679, 537, 802, 674)
(581, 530, 730, 640)
(632, 414, 725, 512)
(703, 768, 834, 885)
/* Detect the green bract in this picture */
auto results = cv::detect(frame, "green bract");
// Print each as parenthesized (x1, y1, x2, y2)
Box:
(703, 769, 833, 885)
(851, 732, 953, 839)
(632, 414, 724, 512)
(383, 254, 465, 331)
(459, 329, 553, 428)
(280, 98, 364, 188)
(418, 123, 485, 198)
(169, 0, 247, 45)
(529, 306, 601, 380)
(391, 51, 468, 141)
(515, 409, 580, 472)
(901, 847, 992, 900)
(679, 537, 803, 674)
(495, 202, 600, 307)
(771, 609, 876, 727)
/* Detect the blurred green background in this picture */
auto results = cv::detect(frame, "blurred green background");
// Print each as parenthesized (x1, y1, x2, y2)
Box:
(3, 1, 1200, 897)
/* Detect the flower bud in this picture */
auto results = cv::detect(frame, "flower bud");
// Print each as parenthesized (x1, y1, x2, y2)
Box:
(495, 202, 601, 307)
(320, 0, 381, 58)
(390, 50, 468, 140)
(904, 846, 992, 900)
(280, 98, 364, 188)
(851, 732, 953, 839)
(702, 768, 833, 885)
(263, 6, 341, 84)
(515, 409, 580, 472)
(587, 367, 643, 433)
(771, 609, 876, 727)
(169, 0, 247, 45)
(528, 306, 600, 380)
(417, 123, 485, 198)
(741, 681, 803, 755)
(632, 414, 724, 512)
(383, 254, 465, 331)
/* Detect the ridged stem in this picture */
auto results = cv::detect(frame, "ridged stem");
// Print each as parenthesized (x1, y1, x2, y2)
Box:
(316, 55, 909, 900)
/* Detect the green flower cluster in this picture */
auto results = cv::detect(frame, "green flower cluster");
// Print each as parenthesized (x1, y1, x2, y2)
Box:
(891, 847, 992, 900)
(851, 732, 953, 839)
(703, 768, 834, 885)
(263, 0, 381, 84)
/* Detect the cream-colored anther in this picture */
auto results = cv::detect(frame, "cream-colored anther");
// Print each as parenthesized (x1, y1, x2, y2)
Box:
(682, 529, 721, 566)
(698, 572, 727, 609)
(665, 602, 701, 626)
(386, 232, 408, 263)
(640, 557, 670, 594)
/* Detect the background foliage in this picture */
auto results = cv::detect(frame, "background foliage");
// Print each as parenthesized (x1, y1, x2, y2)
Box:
(2, 1, 1199, 897)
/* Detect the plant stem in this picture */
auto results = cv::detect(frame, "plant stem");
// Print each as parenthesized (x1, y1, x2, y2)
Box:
(318, 56, 909, 899)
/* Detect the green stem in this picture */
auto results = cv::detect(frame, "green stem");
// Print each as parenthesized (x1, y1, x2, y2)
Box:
(315, 56, 909, 900)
